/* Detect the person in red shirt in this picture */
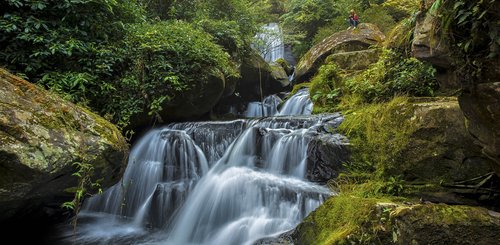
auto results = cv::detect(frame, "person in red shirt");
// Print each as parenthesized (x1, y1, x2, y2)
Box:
(348, 9, 359, 30)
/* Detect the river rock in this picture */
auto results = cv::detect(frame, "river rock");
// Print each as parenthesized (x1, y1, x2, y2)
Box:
(237, 51, 291, 101)
(293, 23, 386, 83)
(0, 69, 128, 224)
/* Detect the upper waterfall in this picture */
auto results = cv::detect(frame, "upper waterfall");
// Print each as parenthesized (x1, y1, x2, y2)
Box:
(253, 23, 285, 63)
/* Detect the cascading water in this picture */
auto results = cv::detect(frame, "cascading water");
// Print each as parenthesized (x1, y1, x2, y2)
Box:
(253, 23, 284, 63)
(245, 89, 313, 117)
(58, 89, 345, 245)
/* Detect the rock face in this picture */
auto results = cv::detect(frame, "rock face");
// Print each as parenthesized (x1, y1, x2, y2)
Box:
(166, 71, 227, 120)
(412, 1, 500, 176)
(0, 69, 128, 224)
(293, 23, 386, 83)
(398, 97, 493, 182)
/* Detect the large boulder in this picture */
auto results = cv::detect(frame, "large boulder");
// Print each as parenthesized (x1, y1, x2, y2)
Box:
(293, 23, 386, 83)
(411, 1, 500, 176)
(0, 69, 128, 224)
(325, 49, 381, 72)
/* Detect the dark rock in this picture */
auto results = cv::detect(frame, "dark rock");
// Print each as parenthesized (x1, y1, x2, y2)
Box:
(306, 134, 350, 183)
(236, 51, 291, 102)
(293, 23, 385, 83)
(166, 71, 226, 120)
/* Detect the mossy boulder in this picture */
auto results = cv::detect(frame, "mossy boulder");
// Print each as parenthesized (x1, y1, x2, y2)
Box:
(293, 23, 385, 84)
(0, 69, 128, 223)
(275, 58, 293, 76)
(340, 97, 493, 183)
(293, 196, 500, 245)
(269, 62, 290, 87)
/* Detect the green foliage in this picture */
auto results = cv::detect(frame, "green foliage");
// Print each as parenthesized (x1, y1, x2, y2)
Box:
(385, 16, 417, 54)
(0, 0, 143, 80)
(281, 0, 340, 57)
(312, 16, 349, 45)
(435, 0, 499, 81)
(344, 48, 438, 103)
(102, 21, 237, 127)
(361, 5, 396, 34)
(382, 0, 420, 21)
(309, 63, 344, 112)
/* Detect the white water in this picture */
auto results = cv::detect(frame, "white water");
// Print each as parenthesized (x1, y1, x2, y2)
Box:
(254, 23, 285, 63)
(62, 93, 343, 245)
(245, 89, 313, 117)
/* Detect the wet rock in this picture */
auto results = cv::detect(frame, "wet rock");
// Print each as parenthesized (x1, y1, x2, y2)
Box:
(306, 134, 350, 183)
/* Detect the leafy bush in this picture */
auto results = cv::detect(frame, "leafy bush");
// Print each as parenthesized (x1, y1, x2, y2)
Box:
(361, 5, 396, 34)
(100, 21, 238, 127)
(0, 0, 142, 80)
(382, 0, 420, 21)
(344, 49, 438, 103)
(309, 63, 343, 112)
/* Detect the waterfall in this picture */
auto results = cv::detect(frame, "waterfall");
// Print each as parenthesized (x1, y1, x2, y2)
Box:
(245, 94, 282, 117)
(254, 23, 284, 63)
(59, 90, 345, 245)
(278, 89, 313, 116)
(245, 89, 313, 117)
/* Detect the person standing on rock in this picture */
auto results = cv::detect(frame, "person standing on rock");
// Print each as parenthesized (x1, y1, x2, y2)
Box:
(348, 9, 359, 30)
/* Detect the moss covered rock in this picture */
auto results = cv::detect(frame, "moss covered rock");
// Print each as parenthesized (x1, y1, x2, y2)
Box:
(0, 69, 128, 223)
(293, 23, 385, 84)
(292, 196, 500, 245)
(340, 96, 492, 183)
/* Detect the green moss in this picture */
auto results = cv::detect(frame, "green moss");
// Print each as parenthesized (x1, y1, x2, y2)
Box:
(338, 96, 417, 177)
(295, 194, 386, 245)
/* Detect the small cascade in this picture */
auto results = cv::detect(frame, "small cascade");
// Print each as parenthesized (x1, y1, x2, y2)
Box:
(254, 23, 285, 63)
(245, 89, 313, 117)
(245, 94, 282, 117)
(278, 89, 313, 116)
